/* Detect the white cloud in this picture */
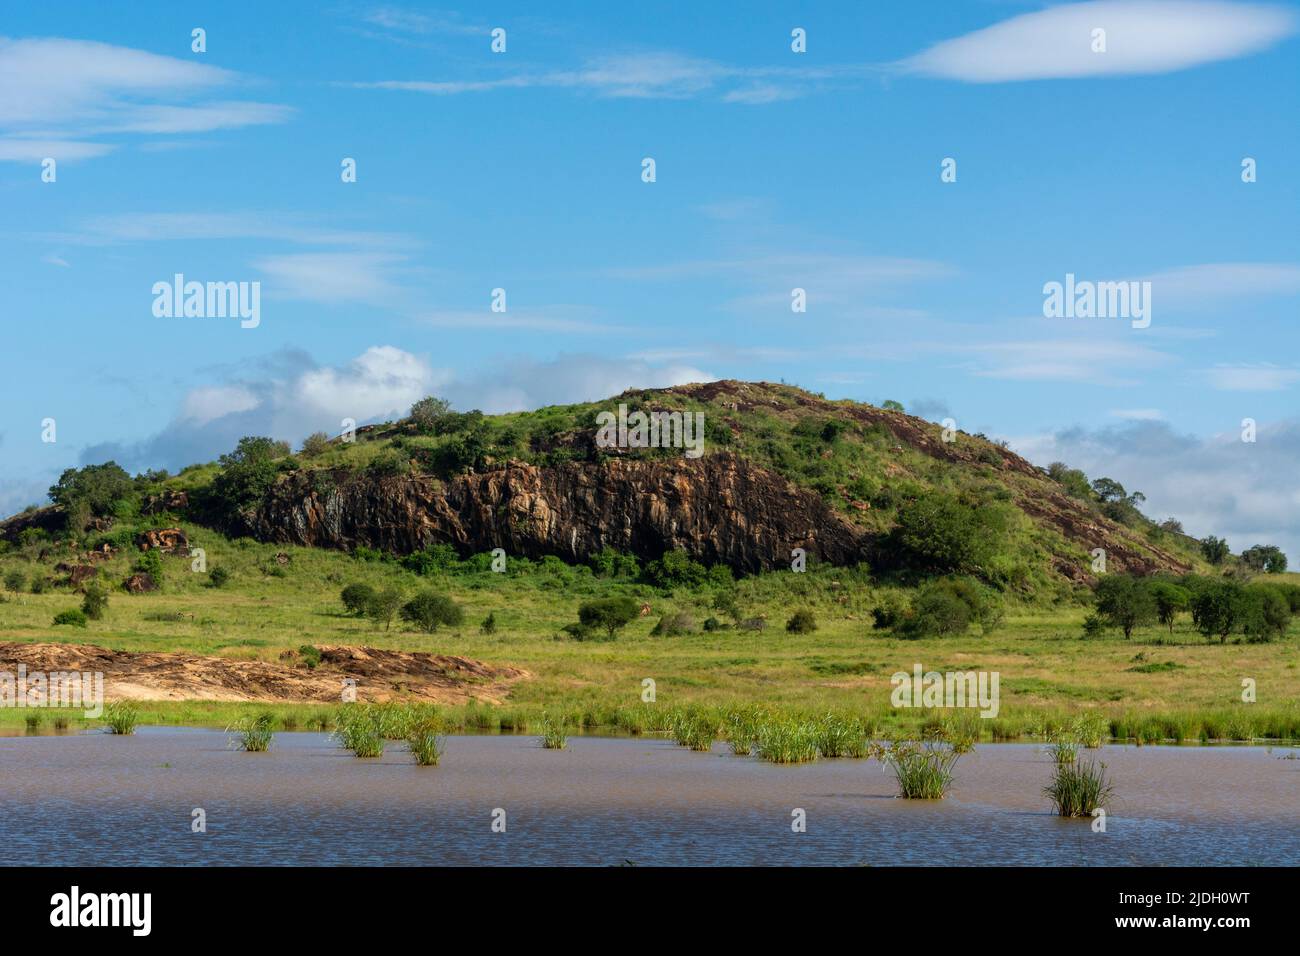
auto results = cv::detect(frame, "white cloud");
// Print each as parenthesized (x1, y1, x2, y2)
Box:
(1141, 262, 1300, 305)
(0, 37, 291, 161)
(1206, 363, 1300, 391)
(963, 337, 1173, 384)
(254, 252, 410, 305)
(1110, 408, 1166, 421)
(901, 1, 1297, 82)
(1010, 418, 1300, 563)
(180, 385, 260, 426)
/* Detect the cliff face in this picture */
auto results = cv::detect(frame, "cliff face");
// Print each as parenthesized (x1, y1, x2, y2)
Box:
(246, 452, 871, 573)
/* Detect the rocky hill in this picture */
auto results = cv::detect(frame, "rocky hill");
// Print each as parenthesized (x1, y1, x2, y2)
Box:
(1, 380, 1201, 591)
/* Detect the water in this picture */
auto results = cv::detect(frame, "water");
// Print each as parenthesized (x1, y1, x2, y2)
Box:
(1, 729, 1295, 865)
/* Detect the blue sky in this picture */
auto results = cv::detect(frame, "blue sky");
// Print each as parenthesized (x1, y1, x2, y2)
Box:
(1, 1, 1298, 559)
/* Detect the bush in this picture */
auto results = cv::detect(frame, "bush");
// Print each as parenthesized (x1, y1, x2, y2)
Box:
(480, 611, 497, 635)
(891, 492, 1007, 574)
(1081, 614, 1107, 639)
(29, 575, 46, 594)
(645, 549, 709, 590)
(300, 432, 331, 457)
(299, 645, 322, 669)
(1241, 544, 1287, 573)
(1147, 579, 1189, 633)
(577, 597, 641, 638)
(1243, 586, 1290, 642)
(900, 586, 970, 638)
(340, 583, 377, 616)
(1200, 535, 1230, 565)
(48, 462, 133, 523)
(81, 582, 108, 620)
(402, 544, 461, 576)
(1094, 575, 1157, 639)
(871, 594, 908, 630)
(53, 608, 88, 628)
(410, 396, 453, 433)
(587, 546, 641, 579)
(208, 437, 288, 524)
(208, 565, 231, 588)
(134, 548, 164, 591)
(785, 609, 818, 633)
(400, 592, 464, 633)
(4, 569, 25, 592)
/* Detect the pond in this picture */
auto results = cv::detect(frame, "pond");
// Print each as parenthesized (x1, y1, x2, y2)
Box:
(1, 729, 1295, 865)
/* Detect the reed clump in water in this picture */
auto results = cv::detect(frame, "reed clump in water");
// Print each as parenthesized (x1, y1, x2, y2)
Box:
(407, 716, 447, 766)
(228, 711, 275, 752)
(812, 714, 868, 758)
(1045, 757, 1114, 817)
(103, 701, 139, 736)
(755, 719, 820, 764)
(333, 704, 385, 758)
(868, 736, 963, 799)
(539, 714, 568, 750)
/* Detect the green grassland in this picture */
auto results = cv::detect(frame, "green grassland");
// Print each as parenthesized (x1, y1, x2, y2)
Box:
(2, 534, 1296, 741)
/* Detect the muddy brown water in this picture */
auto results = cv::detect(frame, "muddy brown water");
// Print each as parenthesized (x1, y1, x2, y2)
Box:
(0, 729, 1295, 865)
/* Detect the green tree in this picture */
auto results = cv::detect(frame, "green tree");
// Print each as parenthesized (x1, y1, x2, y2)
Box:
(209, 437, 287, 521)
(1241, 544, 1287, 574)
(401, 592, 465, 632)
(1243, 586, 1290, 642)
(1200, 535, 1230, 565)
(81, 582, 108, 620)
(48, 462, 133, 522)
(410, 396, 452, 432)
(881, 400, 905, 412)
(1147, 580, 1190, 634)
(366, 587, 404, 631)
(300, 432, 331, 457)
(1190, 580, 1247, 643)
(1046, 462, 1093, 500)
(892, 492, 1007, 574)
(1094, 575, 1157, 639)
(645, 549, 708, 589)
(578, 597, 641, 638)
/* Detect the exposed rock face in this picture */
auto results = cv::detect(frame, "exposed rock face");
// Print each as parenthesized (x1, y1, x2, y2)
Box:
(247, 453, 872, 573)
(136, 528, 189, 555)
(123, 572, 158, 593)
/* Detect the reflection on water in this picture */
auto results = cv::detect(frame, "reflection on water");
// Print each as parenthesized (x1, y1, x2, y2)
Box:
(0, 729, 1295, 866)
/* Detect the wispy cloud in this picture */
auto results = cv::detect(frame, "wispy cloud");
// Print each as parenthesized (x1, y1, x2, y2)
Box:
(1141, 262, 1300, 306)
(963, 338, 1173, 385)
(1206, 363, 1300, 391)
(350, 50, 879, 103)
(900, 1, 1297, 82)
(0, 37, 291, 162)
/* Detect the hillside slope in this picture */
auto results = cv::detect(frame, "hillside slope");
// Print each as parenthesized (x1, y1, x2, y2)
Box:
(1, 380, 1205, 594)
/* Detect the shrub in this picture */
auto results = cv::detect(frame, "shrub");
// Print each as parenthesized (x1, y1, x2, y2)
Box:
(587, 547, 641, 579)
(407, 718, 447, 766)
(81, 582, 108, 620)
(900, 585, 971, 638)
(539, 714, 568, 750)
(299, 645, 322, 669)
(891, 492, 1007, 574)
(1241, 544, 1287, 573)
(577, 597, 641, 638)
(300, 432, 331, 457)
(402, 544, 461, 576)
(1243, 586, 1290, 643)
(29, 575, 46, 594)
(208, 565, 231, 588)
(207, 437, 287, 524)
(53, 608, 88, 628)
(410, 395, 453, 432)
(134, 548, 164, 591)
(480, 611, 497, 635)
(1081, 613, 1107, 639)
(871, 594, 908, 630)
(645, 549, 709, 589)
(3, 569, 25, 592)
(785, 609, 818, 633)
(868, 738, 961, 799)
(400, 592, 464, 633)
(48, 462, 134, 522)
(340, 583, 377, 616)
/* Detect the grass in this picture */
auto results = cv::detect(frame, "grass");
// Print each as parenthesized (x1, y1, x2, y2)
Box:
(227, 711, 275, 752)
(101, 701, 139, 735)
(754, 719, 821, 764)
(333, 705, 385, 758)
(1045, 757, 1115, 817)
(1, 532, 1297, 742)
(539, 713, 568, 749)
(869, 737, 963, 798)
(407, 717, 446, 766)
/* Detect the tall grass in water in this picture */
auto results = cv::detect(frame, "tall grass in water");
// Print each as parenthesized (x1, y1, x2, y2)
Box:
(539, 714, 569, 750)
(939, 712, 981, 755)
(1045, 757, 1114, 817)
(813, 714, 868, 758)
(103, 701, 139, 735)
(407, 717, 446, 766)
(228, 711, 275, 752)
(869, 738, 962, 799)
(24, 713, 43, 732)
(1074, 712, 1108, 749)
(333, 705, 385, 758)
(755, 720, 820, 764)
(665, 708, 719, 752)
